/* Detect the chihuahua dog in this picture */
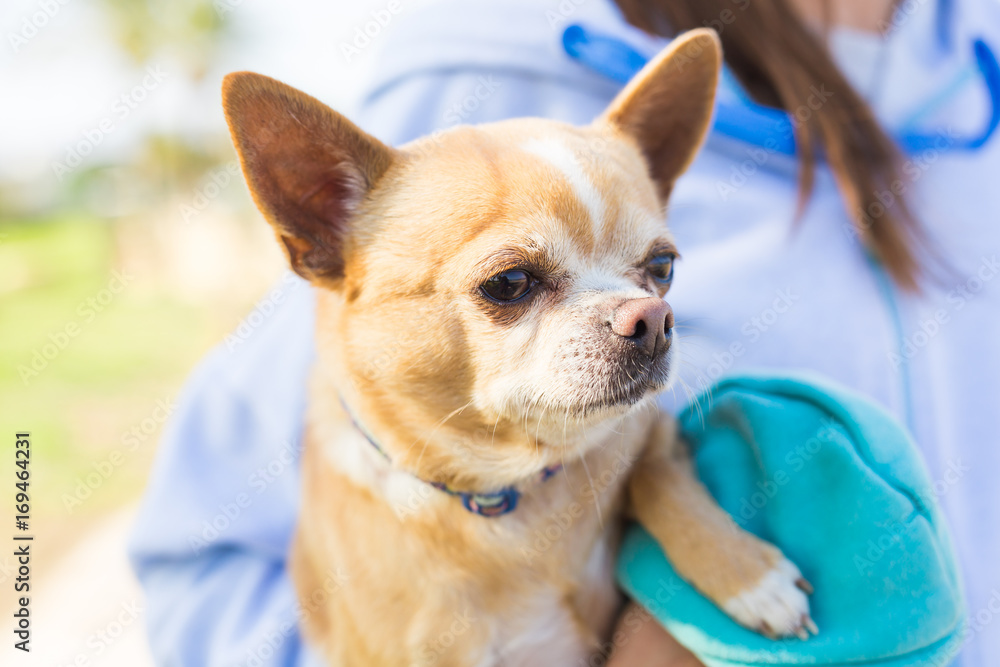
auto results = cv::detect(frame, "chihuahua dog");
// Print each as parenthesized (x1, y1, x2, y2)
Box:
(222, 29, 814, 666)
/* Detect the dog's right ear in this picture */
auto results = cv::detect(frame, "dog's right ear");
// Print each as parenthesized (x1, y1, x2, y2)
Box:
(222, 72, 395, 285)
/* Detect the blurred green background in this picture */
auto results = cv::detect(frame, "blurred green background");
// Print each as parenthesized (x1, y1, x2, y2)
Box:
(1, 0, 389, 662)
(3, 0, 279, 549)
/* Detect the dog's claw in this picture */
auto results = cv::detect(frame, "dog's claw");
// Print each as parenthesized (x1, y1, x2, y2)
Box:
(724, 559, 814, 640)
(804, 615, 819, 636)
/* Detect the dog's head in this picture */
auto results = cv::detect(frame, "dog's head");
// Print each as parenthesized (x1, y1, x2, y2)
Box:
(223, 30, 720, 485)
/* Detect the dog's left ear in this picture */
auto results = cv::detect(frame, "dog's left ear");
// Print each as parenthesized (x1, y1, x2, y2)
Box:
(222, 71, 396, 285)
(598, 28, 721, 202)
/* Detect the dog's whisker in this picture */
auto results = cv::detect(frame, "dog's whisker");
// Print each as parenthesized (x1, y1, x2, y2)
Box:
(490, 409, 503, 450)
(674, 316, 719, 331)
(559, 408, 573, 490)
(533, 390, 549, 460)
(579, 450, 603, 529)
(678, 376, 711, 430)
(406, 399, 475, 467)
(522, 393, 540, 445)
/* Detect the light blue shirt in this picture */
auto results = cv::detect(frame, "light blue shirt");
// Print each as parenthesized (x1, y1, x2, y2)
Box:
(130, 1, 1000, 664)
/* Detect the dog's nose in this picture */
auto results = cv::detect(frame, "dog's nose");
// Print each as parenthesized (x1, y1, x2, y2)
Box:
(611, 297, 673, 357)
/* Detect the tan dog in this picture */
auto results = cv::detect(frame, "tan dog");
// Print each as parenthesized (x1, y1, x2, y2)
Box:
(222, 29, 815, 666)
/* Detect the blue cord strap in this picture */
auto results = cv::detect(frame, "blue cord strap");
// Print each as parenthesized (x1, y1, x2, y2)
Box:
(898, 40, 1000, 152)
(974, 39, 1000, 148)
(562, 24, 648, 86)
(563, 24, 1000, 156)
(339, 396, 562, 518)
(864, 253, 917, 437)
(562, 24, 798, 155)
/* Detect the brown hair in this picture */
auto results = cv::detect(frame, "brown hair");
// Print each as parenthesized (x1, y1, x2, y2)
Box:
(615, 0, 923, 289)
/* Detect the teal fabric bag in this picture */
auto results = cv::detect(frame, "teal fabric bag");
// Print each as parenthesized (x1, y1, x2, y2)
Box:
(617, 372, 966, 666)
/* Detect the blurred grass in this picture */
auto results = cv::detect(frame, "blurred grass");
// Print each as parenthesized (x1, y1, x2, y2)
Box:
(0, 216, 229, 522)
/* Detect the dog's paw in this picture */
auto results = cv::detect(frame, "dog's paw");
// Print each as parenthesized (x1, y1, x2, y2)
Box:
(722, 559, 818, 640)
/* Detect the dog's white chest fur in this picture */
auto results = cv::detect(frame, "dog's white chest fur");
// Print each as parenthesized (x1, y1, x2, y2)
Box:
(485, 599, 593, 666)
(317, 418, 450, 518)
(484, 522, 622, 666)
(318, 411, 630, 665)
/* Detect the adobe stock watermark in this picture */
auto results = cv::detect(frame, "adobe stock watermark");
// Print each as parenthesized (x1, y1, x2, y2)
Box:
(935, 589, 1000, 665)
(845, 127, 959, 245)
(730, 419, 838, 528)
(853, 457, 969, 574)
(888, 255, 999, 370)
(18, 269, 134, 386)
(339, 0, 404, 63)
(389, 414, 622, 521)
(670, 0, 756, 74)
(351, 301, 460, 385)
(7, 0, 73, 53)
(188, 437, 304, 554)
(690, 287, 800, 393)
(405, 75, 506, 162)
(565, 129, 636, 172)
(225, 271, 303, 351)
(55, 600, 144, 667)
(442, 76, 502, 125)
(519, 448, 637, 565)
(51, 66, 169, 181)
(415, 610, 478, 666)
(0, 557, 15, 586)
(545, 0, 590, 30)
(879, 0, 931, 37)
(239, 567, 351, 667)
(213, 0, 245, 18)
(715, 85, 834, 201)
(179, 160, 240, 224)
(390, 430, 497, 520)
(584, 577, 684, 666)
(851, 519, 908, 575)
(61, 396, 178, 513)
(698, 0, 752, 35)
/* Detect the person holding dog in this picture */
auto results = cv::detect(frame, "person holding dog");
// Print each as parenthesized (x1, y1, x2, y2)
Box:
(130, 0, 1000, 665)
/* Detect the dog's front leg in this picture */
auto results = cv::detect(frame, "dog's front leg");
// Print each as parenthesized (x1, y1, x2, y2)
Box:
(627, 414, 816, 639)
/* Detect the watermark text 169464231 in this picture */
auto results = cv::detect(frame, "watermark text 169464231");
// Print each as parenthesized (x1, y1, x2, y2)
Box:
(13, 432, 32, 653)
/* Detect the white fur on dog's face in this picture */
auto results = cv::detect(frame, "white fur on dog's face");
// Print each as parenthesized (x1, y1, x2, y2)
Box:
(471, 136, 677, 427)
(223, 30, 720, 482)
(333, 120, 678, 450)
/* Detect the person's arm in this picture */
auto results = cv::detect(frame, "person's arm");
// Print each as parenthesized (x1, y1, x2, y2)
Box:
(607, 603, 704, 667)
(128, 277, 325, 666)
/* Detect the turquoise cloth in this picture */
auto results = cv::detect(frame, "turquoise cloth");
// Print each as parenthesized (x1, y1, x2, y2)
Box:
(618, 372, 965, 666)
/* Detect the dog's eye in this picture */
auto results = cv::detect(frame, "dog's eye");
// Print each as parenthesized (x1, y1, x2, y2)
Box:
(481, 269, 534, 302)
(648, 254, 676, 285)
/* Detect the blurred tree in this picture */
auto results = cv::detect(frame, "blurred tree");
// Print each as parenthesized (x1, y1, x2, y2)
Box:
(95, 0, 231, 80)
(53, 0, 244, 216)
